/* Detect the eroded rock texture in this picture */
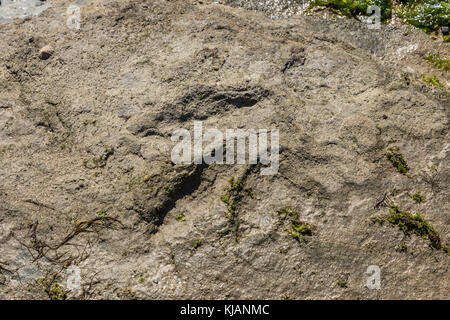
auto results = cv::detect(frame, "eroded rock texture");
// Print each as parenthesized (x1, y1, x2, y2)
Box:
(0, 0, 448, 299)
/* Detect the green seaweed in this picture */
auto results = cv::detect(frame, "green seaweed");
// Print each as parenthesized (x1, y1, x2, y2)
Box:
(97, 209, 108, 220)
(276, 207, 313, 240)
(175, 213, 186, 222)
(115, 287, 136, 299)
(221, 177, 244, 221)
(426, 53, 450, 71)
(386, 147, 410, 175)
(39, 279, 68, 301)
(309, 0, 450, 39)
(422, 75, 443, 87)
(276, 207, 297, 220)
(444, 245, 450, 255)
(409, 190, 426, 204)
(398, 242, 408, 252)
(396, 0, 449, 33)
(192, 240, 202, 249)
(310, 0, 393, 21)
(245, 188, 255, 199)
(286, 220, 312, 239)
(165, 185, 174, 195)
(387, 204, 441, 249)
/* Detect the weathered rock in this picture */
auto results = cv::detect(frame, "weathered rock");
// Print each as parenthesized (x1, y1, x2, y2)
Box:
(0, 0, 448, 300)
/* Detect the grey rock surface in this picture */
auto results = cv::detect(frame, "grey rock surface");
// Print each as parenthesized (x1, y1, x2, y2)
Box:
(0, 0, 448, 299)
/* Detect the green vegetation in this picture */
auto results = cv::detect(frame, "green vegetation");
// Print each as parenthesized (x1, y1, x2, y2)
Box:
(165, 185, 174, 195)
(228, 177, 244, 193)
(245, 188, 255, 199)
(374, 202, 448, 252)
(281, 293, 290, 300)
(396, 0, 449, 33)
(426, 54, 450, 71)
(409, 190, 426, 204)
(398, 242, 408, 253)
(276, 207, 297, 220)
(277, 207, 312, 240)
(422, 75, 443, 87)
(221, 177, 244, 221)
(82, 119, 97, 126)
(48, 283, 68, 300)
(97, 209, 108, 219)
(338, 280, 348, 288)
(39, 279, 68, 300)
(387, 204, 441, 249)
(386, 147, 410, 175)
(219, 176, 255, 242)
(309, 1, 450, 41)
(310, 0, 393, 21)
(115, 287, 136, 299)
(371, 216, 385, 224)
(279, 247, 288, 254)
(192, 240, 202, 249)
(175, 213, 186, 222)
(444, 246, 450, 255)
(286, 221, 312, 239)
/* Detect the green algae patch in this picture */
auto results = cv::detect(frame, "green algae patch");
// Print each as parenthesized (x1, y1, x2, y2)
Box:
(287, 220, 312, 239)
(309, 1, 450, 39)
(276, 207, 313, 240)
(39, 279, 68, 300)
(426, 53, 450, 71)
(221, 177, 244, 221)
(423, 75, 444, 87)
(398, 242, 408, 253)
(386, 147, 410, 175)
(192, 240, 202, 249)
(396, 0, 450, 33)
(310, 0, 393, 21)
(386, 204, 441, 249)
(409, 190, 426, 204)
(175, 213, 186, 222)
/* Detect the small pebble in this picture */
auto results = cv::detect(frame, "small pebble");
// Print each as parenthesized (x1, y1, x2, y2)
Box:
(39, 45, 53, 60)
